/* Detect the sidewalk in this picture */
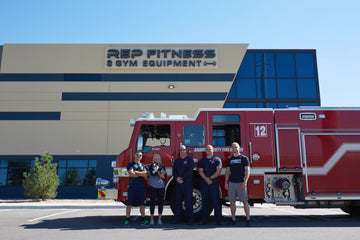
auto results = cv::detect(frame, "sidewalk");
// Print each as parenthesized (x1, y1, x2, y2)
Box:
(0, 199, 126, 209)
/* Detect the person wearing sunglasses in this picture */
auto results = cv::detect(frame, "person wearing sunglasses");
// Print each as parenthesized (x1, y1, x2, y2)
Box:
(172, 145, 195, 224)
(124, 150, 149, 227)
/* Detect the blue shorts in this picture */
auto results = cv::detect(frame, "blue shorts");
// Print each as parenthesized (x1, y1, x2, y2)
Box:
(127, 185, 146, 206)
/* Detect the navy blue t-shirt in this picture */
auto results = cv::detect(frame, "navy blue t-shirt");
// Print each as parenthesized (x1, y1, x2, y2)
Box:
(172, 156, 194, 181)
(127, 161, 146, 187)
(227, 155, 249, 183)
(199, 156, 222, 181)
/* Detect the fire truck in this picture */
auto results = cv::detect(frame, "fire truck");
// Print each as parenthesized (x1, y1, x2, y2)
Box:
(98, 107, 360, 217)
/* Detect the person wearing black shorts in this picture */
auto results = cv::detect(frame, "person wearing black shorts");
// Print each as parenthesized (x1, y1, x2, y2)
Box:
(124, 150, 149, 227)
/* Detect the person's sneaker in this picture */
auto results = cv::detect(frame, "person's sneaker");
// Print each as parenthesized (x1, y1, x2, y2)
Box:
(140, 219, 150, 226)
(149, 219, 154, 226)
(228, 219, 236, 225)
(246, 219, 251, 227)
(124, 219, 130, 227)
(158, 219, 163, 226)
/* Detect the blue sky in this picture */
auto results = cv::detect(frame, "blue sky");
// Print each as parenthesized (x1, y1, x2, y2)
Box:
(1, 0, 359, 107)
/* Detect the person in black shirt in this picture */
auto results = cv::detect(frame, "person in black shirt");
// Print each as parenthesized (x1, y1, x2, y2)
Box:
(225, 142, 251, 226)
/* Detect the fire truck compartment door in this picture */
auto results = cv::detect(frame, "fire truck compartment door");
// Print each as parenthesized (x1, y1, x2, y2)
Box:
(248, 123, 276, 170)
(276, 127, 303, 172)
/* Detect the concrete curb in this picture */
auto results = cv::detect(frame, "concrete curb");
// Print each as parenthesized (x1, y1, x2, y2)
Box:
(0, 199, 126, 209)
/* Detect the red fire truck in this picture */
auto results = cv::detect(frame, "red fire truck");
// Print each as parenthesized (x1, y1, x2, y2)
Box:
(101, 108, 360, 217)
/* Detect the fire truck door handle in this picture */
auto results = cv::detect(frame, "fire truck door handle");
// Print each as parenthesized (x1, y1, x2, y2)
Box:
(248, 142, 253, 164)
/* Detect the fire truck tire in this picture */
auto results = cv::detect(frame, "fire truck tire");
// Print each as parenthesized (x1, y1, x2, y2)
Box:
(341, 205, 360, 216)
(169, 180, 212, 221)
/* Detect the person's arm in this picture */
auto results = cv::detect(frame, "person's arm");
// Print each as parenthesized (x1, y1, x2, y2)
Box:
(135, 168, 148, 178)
(242, 166, 250, 189)
(158, 167, 167, 180)
(198, 167, 206, 180)
(210, 158, 222, 180)
(127, 168, 137, 177)
(211, 165, 222, 180)
(173, 160, 183, 183)
(225, 166, 230, 190)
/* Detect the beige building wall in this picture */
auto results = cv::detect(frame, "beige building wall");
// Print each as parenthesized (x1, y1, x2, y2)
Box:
(0, 44, 248, 156)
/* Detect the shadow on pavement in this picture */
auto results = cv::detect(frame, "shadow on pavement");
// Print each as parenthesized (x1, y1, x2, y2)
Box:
(21, 215, 360, 231)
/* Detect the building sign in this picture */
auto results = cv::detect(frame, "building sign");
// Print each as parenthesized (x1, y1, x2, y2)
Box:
(105, 47, 218, 69)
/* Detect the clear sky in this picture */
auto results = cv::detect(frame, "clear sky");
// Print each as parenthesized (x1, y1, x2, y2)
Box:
(1, 0, 359, 107)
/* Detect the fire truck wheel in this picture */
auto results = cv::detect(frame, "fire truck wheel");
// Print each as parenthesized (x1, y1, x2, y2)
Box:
(341, 205, 360, 216)
(169, 181, 212, 221)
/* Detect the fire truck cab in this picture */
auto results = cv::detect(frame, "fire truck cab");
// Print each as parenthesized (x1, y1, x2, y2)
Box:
(106, 108, 360, 217)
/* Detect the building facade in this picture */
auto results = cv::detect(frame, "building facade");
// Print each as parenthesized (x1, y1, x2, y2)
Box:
(0, 44, 319, 199)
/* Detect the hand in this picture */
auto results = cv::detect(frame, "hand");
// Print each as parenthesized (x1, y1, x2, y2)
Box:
(241, 182, 247, 189)
(225, 182, 229, 190)
(206, 178, 213, 185)
(176, 177, 184, 184)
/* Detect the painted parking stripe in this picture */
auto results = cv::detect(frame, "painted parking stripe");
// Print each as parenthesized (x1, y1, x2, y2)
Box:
(28, 209, 80, 222)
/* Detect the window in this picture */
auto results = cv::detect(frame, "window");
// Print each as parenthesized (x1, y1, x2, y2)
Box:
(212, 114, 240, 123)
(1, 160, 34, 186)
(255, 53, 275, 78)
(224, 50, 320, 109)
(137, 124, 171, 152)
(257, 78, 276, 99)
(0, 159, 34, 186)
(0, 160, 8, 186)
(279, 102, 298, 108)
(237, 53, 255, 78)
(223, 102, 237, 108)
(298, 78, 318, 98)
(295, 53, 315, 78)
(237, 103, 257, 108)
(276, 53, 296, 78)
(236, 79, 256, 98)
(58, 160, 97, 186)
(183, 125, 205, 147)
(212, 125, 240, 146)
(277, 79, 297, 98)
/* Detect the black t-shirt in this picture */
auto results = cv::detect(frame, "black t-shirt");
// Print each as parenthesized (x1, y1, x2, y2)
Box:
(227, 155, 249, 183)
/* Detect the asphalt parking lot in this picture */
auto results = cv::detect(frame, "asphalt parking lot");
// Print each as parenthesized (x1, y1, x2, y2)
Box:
(0, 201, 359, 240)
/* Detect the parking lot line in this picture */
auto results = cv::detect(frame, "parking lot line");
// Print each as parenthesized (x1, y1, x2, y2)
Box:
(28, 209, 80, 222)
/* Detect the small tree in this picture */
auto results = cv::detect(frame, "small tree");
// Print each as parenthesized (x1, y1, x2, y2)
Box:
(23, 152, 59, 201)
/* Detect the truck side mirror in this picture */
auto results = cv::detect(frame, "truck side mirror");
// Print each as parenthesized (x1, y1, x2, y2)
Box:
(137, 137, 143, 151)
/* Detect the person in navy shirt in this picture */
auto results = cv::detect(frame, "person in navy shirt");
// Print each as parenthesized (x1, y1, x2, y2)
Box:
(172, 145, 194, 224)
(124, 150, 149, 227)
(198, 145, 222, 225)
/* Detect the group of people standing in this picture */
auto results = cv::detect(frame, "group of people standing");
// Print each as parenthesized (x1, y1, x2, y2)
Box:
(124, 142, 251, 227)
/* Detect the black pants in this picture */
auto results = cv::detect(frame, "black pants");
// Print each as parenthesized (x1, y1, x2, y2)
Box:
(149, 186, 165, 215)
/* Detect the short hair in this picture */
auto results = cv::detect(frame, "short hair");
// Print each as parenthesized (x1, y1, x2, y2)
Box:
(232, 142, 240, 148)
